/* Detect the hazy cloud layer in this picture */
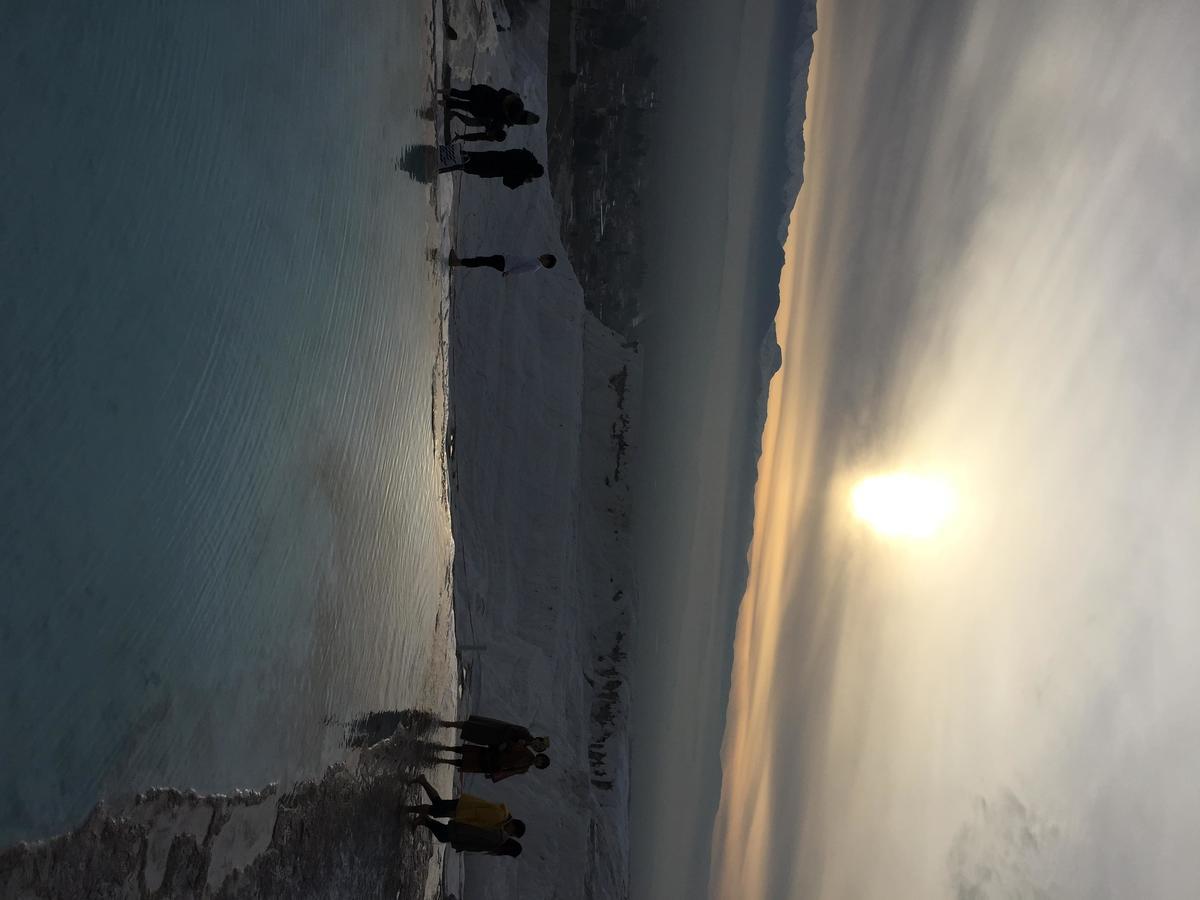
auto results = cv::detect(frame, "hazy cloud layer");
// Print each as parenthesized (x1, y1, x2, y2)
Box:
(949, 792, 1061, 900)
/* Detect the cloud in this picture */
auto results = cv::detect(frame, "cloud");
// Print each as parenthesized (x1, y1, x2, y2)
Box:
(948, 792, 1061, 900)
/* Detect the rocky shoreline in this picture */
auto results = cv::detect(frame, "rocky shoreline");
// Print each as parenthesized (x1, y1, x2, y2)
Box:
(0, 714, 450, 899)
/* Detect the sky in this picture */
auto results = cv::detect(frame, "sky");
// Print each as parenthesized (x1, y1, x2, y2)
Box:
(712, 0, 1200, 897)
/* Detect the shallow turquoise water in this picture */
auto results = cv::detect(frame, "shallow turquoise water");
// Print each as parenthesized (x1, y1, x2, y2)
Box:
(0, 0, 451, 843)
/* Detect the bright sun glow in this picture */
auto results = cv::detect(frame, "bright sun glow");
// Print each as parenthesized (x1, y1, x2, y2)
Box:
(851, 473, 957, 539)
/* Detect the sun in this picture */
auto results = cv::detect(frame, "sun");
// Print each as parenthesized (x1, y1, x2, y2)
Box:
(851, 473, 956, 539)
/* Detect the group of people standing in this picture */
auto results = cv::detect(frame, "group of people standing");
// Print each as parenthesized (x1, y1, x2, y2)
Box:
(437, 83, 545, 191)
(407, 714, 551, 859)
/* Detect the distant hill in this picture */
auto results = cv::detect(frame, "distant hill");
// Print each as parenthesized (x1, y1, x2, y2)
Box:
(724, 0, 820, 657)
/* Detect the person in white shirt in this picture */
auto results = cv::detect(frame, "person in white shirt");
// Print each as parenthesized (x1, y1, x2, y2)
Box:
(449, 251, 558, 277)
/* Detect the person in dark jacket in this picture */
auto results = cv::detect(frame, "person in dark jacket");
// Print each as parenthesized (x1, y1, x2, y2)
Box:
(448, 251, 558, 276)
(443, 85, 540, 129)
(438, 148, 544, 189)
(438, 715, 549, 749)
(433, 743, 551, 782)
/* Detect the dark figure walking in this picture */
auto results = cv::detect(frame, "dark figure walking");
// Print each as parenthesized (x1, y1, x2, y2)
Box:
(403, 776, 526, 835)
(438, 149, 544, 189)
(432, 743, 551, 782)
(439, 715, 550, 749)
(451, 253, 506, 272)
(448, 252, 558, 277)
(417, 818, 523, 856)
(443, 85, 540, 128)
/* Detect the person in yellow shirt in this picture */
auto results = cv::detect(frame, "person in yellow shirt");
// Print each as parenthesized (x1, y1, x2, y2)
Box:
(404, 776, 526, 838)
(454, 793, 516, 830)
